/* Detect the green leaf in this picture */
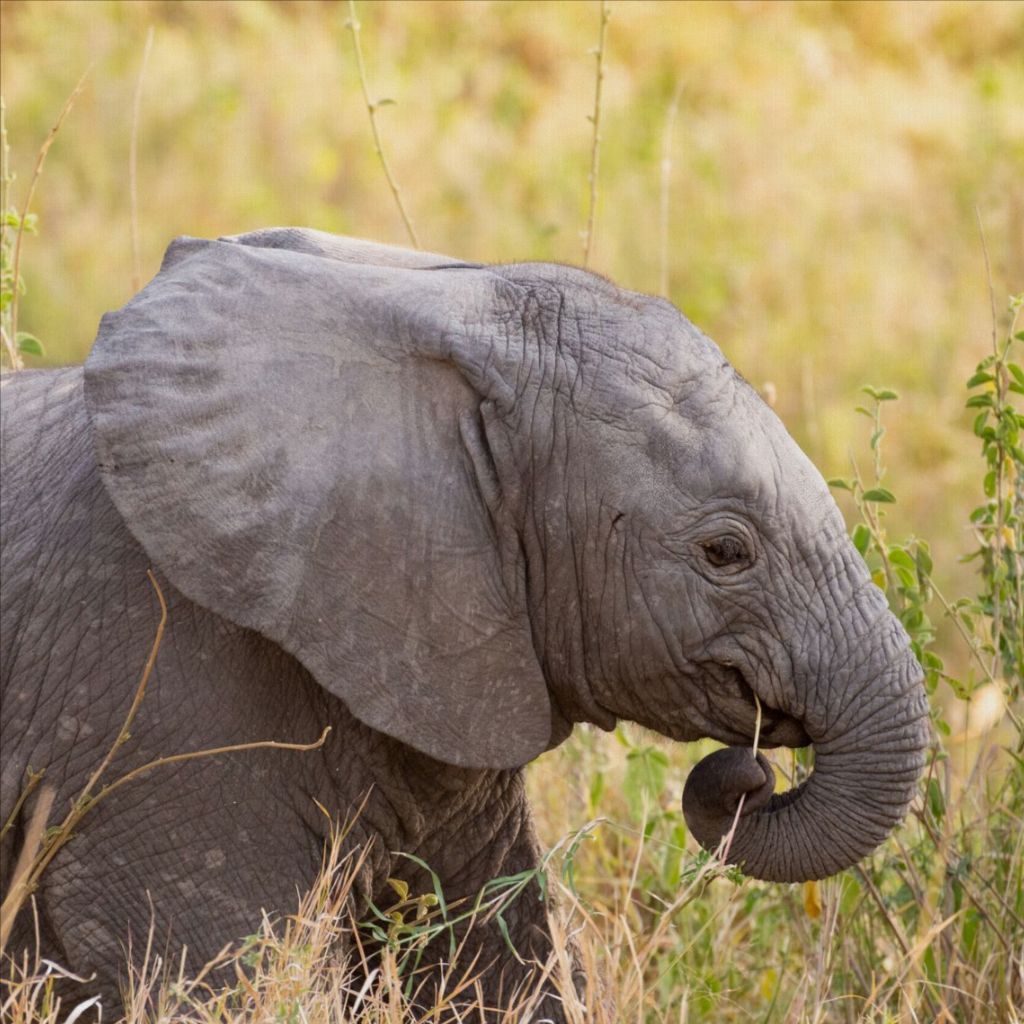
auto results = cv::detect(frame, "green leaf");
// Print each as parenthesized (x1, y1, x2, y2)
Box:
(852, 523, 871, 555)
(894, 566, 916, 590)
(827, 478, 853, 491)
(494, 913, 517, 956)
(961, 907, 982, 958)
(902, 606, 923, 630)
(861, 385, 898, 401)
(888, 547, 915, 570)
(1008, 362, 1024, 387)
(965, 394, 993, 409)
(966, 371, 994, 387)
(863, 488, 896, 503)
(15, 332, 43, 356)
(386, 877, 410, 902)
(915, 542, 933, 576)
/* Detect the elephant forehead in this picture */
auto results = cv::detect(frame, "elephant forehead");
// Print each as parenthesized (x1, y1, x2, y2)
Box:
(593, 380, 841, 534)
(497, 260, 730, 406)
(589, 312, 730, 408)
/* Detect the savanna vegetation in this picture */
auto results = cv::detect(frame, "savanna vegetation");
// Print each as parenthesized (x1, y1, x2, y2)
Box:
(1, 1, 1022, 1021)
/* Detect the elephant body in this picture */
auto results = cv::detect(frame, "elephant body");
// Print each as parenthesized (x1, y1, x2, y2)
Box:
(1, 366, 549, 1009)
(0, 229, 929, 1018)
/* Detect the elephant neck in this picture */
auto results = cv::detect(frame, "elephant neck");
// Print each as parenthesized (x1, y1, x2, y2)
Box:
(518, 496, 619, 739)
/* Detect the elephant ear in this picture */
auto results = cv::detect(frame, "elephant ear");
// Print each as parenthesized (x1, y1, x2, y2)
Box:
(84, 233, 550, 769)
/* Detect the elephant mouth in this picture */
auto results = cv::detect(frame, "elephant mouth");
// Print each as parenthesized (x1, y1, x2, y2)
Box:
(704, 665, 811, 749)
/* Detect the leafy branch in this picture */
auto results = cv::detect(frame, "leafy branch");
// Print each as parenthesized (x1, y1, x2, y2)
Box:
(0, 70, 90, 371)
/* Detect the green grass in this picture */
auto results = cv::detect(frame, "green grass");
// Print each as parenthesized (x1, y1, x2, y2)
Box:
(1, 2, 1022, 1021)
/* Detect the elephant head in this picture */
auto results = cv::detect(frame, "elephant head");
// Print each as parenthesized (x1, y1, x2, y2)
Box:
(84, 228, 929, 883)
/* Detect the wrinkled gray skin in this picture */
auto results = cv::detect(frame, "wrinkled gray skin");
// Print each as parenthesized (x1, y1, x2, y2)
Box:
(0, 229, 929, 1019)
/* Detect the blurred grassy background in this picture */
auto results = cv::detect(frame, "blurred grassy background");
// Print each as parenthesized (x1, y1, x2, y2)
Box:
(2, 0, 1022, 627)
(2, 3, 1023, 1019)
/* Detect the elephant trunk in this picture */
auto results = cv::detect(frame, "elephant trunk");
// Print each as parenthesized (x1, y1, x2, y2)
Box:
(683, 636, 930, 882)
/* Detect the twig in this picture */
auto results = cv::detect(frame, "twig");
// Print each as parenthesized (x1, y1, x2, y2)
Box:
(87, 727, 331, 811)
(582, 0, 610, 269)
(0, 768, 44, 845)
(129, 27, 154, 293)
(853, 865, 913, 958)
(0, 786, 53, 955)
(0, 570, 331, 937)
(9, 67, 91, 358)
(73, 570, 167, 811)
(0, 570, 167, 918)
(346, 0, 419, 249)
(720, 693, 763, 864)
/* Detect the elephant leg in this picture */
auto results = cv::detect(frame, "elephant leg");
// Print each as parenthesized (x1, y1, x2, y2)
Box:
(374, 780, 579, 1022)
(449, 816, 564, 1019)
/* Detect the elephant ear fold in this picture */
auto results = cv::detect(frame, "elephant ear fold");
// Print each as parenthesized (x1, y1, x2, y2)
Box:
(84, 235, 551, 770)
(220, 226, 484, 270)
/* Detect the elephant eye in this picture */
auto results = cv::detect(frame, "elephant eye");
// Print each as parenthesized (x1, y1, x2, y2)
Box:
(702, 535, 751, 570)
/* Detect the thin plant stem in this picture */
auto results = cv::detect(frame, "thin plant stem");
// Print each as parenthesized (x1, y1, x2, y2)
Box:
(0, 95, 19, 369)
(9, 67, 90, 358)
(0, 786, 53, 954)
(849, 454, 898, 600)
(129, 27, 155, 293)
(0, 98, 8, 266)
(346, 0, 419, 249)
(87, 727, 331, 813)
(658, 81, 684, 298)
(75, 569, 168, 805)
(582, 0, 610, 269)
(720, 692, 762, 864)
(0, 768, 43, 844)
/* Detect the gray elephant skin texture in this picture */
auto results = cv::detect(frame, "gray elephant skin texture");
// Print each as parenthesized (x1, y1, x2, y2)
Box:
(0, 228, 930, 1016)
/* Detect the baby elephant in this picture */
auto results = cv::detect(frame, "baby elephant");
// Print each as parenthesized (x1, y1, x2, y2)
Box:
(0, 228, 929, 1018)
